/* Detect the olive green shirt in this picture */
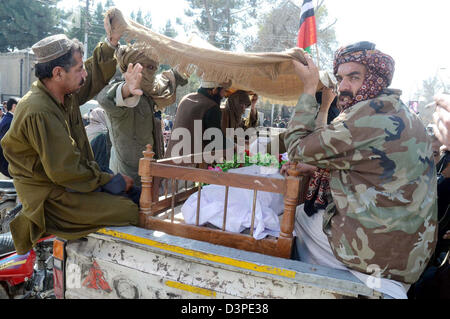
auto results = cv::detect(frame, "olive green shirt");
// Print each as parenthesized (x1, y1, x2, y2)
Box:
(97, 82, 157, 187)
(97, 69, 185, 186)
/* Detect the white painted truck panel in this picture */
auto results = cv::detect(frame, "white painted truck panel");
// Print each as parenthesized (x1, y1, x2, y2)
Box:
(63, 226, 384, 299)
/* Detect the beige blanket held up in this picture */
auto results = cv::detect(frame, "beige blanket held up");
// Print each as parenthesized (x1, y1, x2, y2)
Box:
(106, 8, 334, 106)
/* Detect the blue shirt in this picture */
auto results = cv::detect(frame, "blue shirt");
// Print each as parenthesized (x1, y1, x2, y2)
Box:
(0, 112, 13, 177)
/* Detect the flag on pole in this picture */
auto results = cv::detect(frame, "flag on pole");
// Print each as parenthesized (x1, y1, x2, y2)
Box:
(297, 0, 317, 53)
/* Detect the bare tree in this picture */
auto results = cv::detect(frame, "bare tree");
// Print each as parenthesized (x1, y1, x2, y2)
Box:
(185, 0, 259, 50)
(419, 75, 446, 104)
(245, 0, 337, 69)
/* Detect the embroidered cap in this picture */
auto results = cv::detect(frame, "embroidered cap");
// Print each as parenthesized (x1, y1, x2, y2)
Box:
(32, 34, 74, 64)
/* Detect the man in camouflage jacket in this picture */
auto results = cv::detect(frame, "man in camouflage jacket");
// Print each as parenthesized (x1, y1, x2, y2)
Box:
(285, 42, 437, 287)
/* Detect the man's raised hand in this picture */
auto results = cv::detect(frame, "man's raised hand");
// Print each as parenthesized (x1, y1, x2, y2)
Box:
(292, 53, 320, 97)
(122, 63, 143, 98)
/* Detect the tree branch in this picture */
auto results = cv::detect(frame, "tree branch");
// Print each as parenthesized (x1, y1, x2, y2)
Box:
(320, 18, 337, 32)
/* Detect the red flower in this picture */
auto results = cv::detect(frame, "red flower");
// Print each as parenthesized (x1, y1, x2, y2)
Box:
(245, 149, 250, 156)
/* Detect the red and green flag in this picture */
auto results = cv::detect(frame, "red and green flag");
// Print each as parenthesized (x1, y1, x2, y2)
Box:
(297, 0, 317, 53)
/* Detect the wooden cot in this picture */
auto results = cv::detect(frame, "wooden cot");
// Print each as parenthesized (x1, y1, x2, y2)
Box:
(138, 145, 308, 259)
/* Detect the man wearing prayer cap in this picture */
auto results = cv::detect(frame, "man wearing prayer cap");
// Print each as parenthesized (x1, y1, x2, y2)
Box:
(165, 78, 231, 160)
(1, 13, 139, 255)
(284, 41, 437, 298)
(96, 44, 188, 187)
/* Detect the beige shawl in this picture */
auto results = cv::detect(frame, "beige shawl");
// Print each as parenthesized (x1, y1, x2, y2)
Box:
(107, 8, 335, 106)
(107, 8, 332, 106)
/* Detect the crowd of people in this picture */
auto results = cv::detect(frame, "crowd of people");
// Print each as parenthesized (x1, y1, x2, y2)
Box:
(0, 98, 18, 178)
(0, 10, 448, 299)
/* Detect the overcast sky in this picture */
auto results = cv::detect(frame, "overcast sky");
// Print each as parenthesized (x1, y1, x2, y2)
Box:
(59, 0, 450, 101)
(324, 0, 450, 101)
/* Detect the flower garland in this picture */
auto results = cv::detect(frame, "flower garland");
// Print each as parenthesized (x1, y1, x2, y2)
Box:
(208, 150, 288, 173)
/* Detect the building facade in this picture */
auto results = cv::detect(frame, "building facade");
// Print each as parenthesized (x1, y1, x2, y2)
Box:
(0, 49, 36, 101)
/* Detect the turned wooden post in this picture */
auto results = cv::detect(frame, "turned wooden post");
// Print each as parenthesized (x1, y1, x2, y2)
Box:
(277, 163, 301, 258)
(138, 144, 155, 228)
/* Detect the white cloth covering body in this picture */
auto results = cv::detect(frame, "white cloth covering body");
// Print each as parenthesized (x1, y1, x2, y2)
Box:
(181, 165, 284, 240)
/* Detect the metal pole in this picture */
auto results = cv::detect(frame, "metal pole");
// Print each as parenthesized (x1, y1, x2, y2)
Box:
(26, 52, 30, 92)
(315, 43, 321, 70)
(84, 0, 90, 61)
(271, 104, 275, 127)
(20, 59, 23, 97)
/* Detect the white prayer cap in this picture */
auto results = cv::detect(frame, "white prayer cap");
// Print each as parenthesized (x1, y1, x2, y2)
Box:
(201, 78, 232, 89)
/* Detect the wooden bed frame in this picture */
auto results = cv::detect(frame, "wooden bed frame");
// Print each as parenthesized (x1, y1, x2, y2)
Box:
(138, 145, 308, 259)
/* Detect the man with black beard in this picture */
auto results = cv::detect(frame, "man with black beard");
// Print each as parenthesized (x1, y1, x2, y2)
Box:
(285, 41, 437, 298)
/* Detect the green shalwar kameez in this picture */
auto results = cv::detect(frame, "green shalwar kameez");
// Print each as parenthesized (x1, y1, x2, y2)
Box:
(1, 42, 138, 255)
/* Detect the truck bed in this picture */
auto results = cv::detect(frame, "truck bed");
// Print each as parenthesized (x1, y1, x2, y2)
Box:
(63, 226, 387, 299)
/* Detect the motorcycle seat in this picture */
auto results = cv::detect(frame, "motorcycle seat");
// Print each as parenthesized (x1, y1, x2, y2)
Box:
(0, 232, 16, 256)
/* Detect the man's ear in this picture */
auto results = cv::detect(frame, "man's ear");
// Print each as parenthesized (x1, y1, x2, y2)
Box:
(52, 66, 65, 81)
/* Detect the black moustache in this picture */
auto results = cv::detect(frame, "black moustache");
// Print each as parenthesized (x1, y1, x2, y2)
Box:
(339, 92, 354, 98)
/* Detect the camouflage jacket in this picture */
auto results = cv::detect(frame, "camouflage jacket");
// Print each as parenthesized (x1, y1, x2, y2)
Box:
(285, 89, 438, 284)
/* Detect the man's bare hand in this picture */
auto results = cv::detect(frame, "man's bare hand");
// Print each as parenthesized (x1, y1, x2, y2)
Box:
(322, 87, 337, 108)
(292, 53, 320, 96)
(104, 11, 122, 46)
(316, 87, 337, 127)
(122, 63, 143, 98)
(443, 230, 450, 240)
(280, 161, 317, 177)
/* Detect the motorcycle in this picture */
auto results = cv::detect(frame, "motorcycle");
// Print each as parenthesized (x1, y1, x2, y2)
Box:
(0, 179, 19, 234)
(0, 206, 55, 299)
